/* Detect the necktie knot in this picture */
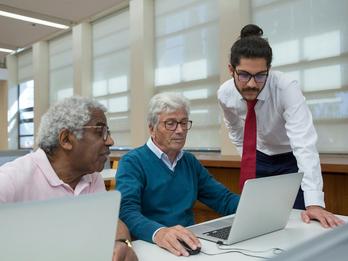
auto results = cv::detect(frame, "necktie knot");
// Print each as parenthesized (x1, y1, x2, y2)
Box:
(247, 100, 257, 110)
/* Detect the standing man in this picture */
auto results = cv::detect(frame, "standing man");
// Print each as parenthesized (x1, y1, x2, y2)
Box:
(0, 96, 137, 261)
(116, 92, 240, 256)
(218, 24, 343, 228)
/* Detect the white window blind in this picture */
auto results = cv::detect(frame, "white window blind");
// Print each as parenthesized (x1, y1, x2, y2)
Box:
(18, 51, 33, 83)
(18, 80, 34, 149)
(49, 33, 73, 105)
(154, 0, 220, 149)
(92, 9, 131, 147)
(252, 0, 348, 153)
(16, 51, 34, 149)
(18, 52, 34, 149)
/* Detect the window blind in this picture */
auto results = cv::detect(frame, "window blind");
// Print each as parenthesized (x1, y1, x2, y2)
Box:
(154, 0, 220, 149)
(252, 0, 348, 153)
(48, 33, 73, 105)
(17, 51, 34, 149)
(92, 9, 131, 147)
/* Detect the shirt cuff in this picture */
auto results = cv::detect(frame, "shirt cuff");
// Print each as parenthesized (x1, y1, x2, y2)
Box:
(304, 190, 325, 208)
(152, 227, 166, 243)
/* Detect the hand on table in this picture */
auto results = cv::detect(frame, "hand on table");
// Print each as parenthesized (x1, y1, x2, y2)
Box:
(301, 205, 345, 228)
(154, 225, 201, 256)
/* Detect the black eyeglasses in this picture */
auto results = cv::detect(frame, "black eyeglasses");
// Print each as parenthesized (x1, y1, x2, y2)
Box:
(234, 69, 268, 83)
(161, 120, 193, 131)
(80, 125, 111, 141)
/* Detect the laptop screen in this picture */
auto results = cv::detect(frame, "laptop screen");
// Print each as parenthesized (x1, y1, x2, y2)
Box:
(0, 191, 120, 261)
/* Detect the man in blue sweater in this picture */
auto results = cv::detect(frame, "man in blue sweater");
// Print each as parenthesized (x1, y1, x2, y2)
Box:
(116, 92, 240, 256)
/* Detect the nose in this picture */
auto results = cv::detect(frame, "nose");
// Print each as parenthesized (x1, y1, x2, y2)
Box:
(175, 123, 185, 133)
(247, 76, 257, 87)
(105, 134, 115, 146)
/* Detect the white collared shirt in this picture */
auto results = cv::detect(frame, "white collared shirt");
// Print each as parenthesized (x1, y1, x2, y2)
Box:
(0, 148, 105, 203)
(218, 70, 324, 208)
(146, 137, 184, 172)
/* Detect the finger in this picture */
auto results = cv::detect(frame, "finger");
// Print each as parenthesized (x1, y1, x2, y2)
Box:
(160, 230, 189, 256)
(173, 226, 201, 248)
(165, 242, 185, 257)
(178, 232, 201, 249)
(337, 218, 346, 225)
(325, 215, 339, 228)
(316, 215, 329, 228)
(169, 238, 189, 256)
(301, 211, 310, 223)
(332, 215, 346, 226)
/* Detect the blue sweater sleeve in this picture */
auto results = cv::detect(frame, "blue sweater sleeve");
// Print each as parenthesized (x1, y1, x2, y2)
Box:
(116, 153, 164, 242)
(192, 155, 240, 215)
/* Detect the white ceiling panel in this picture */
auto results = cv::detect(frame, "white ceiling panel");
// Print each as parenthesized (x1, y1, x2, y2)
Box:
(0, 0, 125, 65)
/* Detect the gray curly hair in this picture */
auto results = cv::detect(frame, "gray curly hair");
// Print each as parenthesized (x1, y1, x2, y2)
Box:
(37, 96, 106, 154)
(147, 92, 190, 128)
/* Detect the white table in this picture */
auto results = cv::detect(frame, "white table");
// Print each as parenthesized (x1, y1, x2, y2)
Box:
(132, 210, 348, 261)
(100, 168, 116, 181)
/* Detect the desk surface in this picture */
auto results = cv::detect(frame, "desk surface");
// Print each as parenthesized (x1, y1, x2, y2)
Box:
(100, 169, 115, 181)
(132, 210, 348, 261)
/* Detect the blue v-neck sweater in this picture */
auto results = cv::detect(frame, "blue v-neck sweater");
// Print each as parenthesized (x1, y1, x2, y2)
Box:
(116, 144, 240, 242)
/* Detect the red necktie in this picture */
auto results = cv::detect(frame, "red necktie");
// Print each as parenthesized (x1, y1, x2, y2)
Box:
(239, 100, 257, 190)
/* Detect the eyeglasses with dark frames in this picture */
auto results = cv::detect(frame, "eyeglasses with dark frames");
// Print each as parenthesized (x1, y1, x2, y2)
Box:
(160, 120, 193, 131)
(80, 125, 111, 141)
(234, 69, 269, 83)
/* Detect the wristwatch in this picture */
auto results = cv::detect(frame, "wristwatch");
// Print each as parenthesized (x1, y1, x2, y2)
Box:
(116, 238, 133, 248)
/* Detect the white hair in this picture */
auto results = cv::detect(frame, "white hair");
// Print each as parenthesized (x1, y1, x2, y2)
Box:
(147, 92, 190, 127)
(37, 96, 106, 154)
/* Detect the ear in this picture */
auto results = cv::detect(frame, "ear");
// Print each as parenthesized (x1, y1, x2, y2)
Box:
(149, 124, 155, 139)
(58, 129, 74, 151)
(228, 64, 234, 77)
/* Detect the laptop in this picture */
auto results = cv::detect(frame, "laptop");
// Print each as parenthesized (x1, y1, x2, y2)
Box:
(0, 191, 120, 261)
(189, 173, 303, 245)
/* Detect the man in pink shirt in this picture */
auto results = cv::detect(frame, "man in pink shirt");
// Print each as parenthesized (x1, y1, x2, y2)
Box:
(0, 96, 137, 261)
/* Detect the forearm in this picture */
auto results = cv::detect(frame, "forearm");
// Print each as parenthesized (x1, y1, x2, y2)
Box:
(116, 219, 132, 240)
(121, 208, 164, 242)
(113, 220, 138, 261)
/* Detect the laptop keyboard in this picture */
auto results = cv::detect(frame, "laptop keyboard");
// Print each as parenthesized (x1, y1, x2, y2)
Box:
(203, 226, 232, 240)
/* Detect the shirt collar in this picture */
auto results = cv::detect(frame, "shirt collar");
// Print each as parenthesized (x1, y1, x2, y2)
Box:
(31, 148, 92, 187)
(146, 137, 184, 162)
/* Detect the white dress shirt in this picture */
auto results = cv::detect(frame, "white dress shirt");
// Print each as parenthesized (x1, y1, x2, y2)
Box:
(218, 70, 324, 208)
(146, 137, 184, 172)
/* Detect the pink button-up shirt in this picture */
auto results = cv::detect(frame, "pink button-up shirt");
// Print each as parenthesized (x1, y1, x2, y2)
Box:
(0, 148, 106, 203)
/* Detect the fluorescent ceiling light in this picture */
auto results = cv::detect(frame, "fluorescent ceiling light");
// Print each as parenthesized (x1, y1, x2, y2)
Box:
(0, 10, 69, 29)
(0, 47, 14, 53)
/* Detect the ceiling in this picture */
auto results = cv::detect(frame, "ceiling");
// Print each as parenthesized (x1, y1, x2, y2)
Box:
(0, 0, 125, 66)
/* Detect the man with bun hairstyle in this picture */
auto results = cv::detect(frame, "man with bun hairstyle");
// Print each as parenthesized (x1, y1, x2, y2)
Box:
(218, 24, 344, 228)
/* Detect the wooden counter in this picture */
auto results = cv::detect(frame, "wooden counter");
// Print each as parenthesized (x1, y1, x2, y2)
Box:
(110, 151, 348, 173)
(109, 151, 348, 220)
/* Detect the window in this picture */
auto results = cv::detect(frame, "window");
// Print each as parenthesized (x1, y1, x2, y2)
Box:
(18, 80, 34, 149)
(154, 0, 220, 149)
(17, 51, 34, 149)
(252, 0, 348, 153)
(49, 33, 73, 104)
(92, 9, 131, 147)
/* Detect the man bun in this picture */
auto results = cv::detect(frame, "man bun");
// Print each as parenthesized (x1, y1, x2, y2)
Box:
(229, 24, 272, 68)
(240, 24, 263, 38)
